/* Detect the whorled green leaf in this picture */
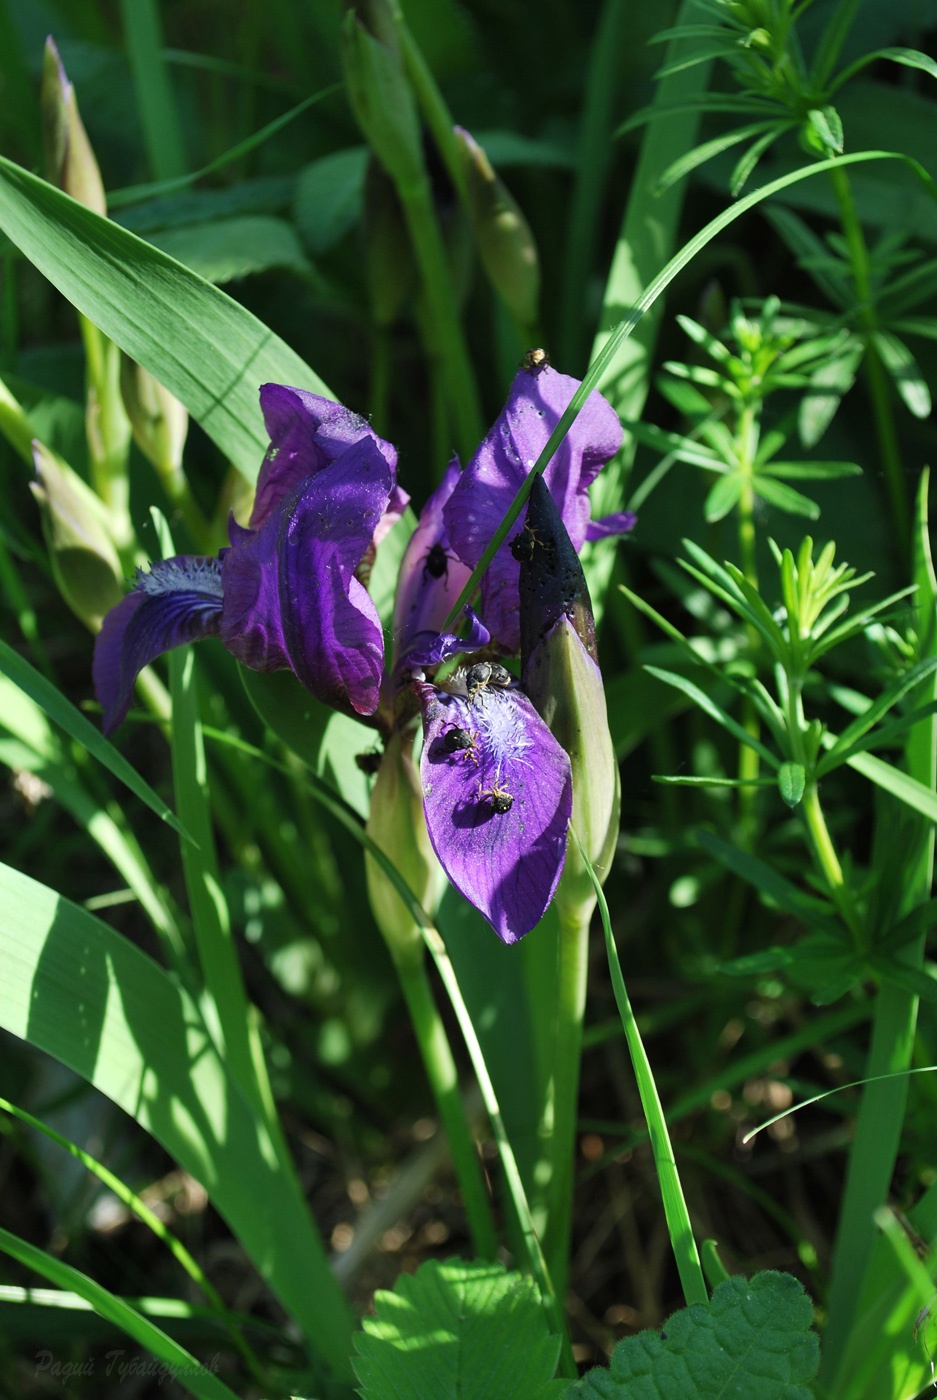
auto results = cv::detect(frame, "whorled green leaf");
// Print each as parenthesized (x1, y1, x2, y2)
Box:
(571, 1271, 819, 1399)
(353, 1258, 564, 1400)
(778, 761, 806, 809)
(0, 154, 330, 482)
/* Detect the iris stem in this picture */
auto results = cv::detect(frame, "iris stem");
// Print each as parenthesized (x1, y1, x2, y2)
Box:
(393, 951, 499, 1261)
(541, 907, 590, 1303)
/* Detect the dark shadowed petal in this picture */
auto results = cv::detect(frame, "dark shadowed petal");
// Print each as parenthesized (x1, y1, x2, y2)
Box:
(442, 363, 622, 651)
(392, 457, 471, 668)
(585, 511, 637, 541)
(223, 436, 392, 716)
(251, 383, 399, 528)
(405, 607, 490, 670)
(415, 678, 572, 943)
(93, 557, 223, 734)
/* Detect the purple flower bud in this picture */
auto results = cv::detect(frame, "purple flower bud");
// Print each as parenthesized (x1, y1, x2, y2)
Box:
(520, 476, 620, 919)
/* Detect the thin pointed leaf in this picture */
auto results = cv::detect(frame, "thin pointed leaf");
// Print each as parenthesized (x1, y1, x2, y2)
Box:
(0, 638, 186, 840)
(695, 828, 841, 936)
(754, 475, 821, 519)
(760, 460, 861, 479)
(816, 657, 937, 776)
(873, 331, 932, 419)
(644, 665, 778, 767)
(704, 472, 742, 522)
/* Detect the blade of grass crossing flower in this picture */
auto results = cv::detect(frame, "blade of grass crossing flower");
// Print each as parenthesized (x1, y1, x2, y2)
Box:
(120, 0, 187, 181)
(819, 470, 937, 1389)
(442, 151, 931, 635)
(0, 1225, 239, 1400)
(573, 828, 707, 1307)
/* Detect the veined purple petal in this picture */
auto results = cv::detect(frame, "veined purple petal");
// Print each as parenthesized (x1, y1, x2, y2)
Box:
(442, 364, 622, 652)
(93, 556, 223, 734)
(416, 678, 572, 943)
(392, 457, 471, 668)
(223, 436, 392, 716)
(251, 383, 399, 528)
(405, 607, 490, 670)
(585, 511, 637, 542)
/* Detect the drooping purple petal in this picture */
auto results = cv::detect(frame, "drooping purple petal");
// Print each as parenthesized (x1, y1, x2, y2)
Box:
(392, 457, 472, 670)
(93, 557, 223, 734)
(405, 607, 490, 671)
(442, 363, 622, 652)
(251, 383, 399, 529)
(416, 678, 572, 943)
(585, 510, 637, 542)
(222, 436, 393, 716)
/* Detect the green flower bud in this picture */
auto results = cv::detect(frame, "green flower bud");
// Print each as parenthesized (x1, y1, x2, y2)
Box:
(341, 5, 424, 191)
(365, 730, 445, 966)
(520, 475, 620, 923)
(119, 355, 189, 487)
(30, 441, 125, 631)
(455, 127, 539, 330)
(41, 37, 106, 216)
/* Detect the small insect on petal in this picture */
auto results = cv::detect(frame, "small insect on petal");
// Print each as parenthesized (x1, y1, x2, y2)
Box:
(442, 725, 478, 757)
(465, 661, 513, 700)
(478, 782, 513, 813)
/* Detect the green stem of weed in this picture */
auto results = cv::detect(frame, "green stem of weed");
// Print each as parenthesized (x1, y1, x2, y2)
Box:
(800, 782, 864, 947)
(736, 404, 760, 839)
(394, 951, 498, 1261)
(828, 166, 908, 547)
(541, 906, 590, 1303)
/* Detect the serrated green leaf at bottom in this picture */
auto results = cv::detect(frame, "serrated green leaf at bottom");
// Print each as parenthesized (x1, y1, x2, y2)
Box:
(571, 1271, 818, 1399)
(353, 1258, 563, 1400)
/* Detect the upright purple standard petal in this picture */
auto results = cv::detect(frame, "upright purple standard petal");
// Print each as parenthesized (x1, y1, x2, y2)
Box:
(415, 677, 572, 943)
(391, 457, 472, 670)
(222, 436, 393, 716)
(252, 383, 400, 529)
(93, 556, 223, 733)
(442, 363, 623, 652)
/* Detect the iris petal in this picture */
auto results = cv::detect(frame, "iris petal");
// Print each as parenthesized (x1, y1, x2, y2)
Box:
(252, 383, 400, 529)
(392, 457, 471, 670)
(442, 364, 622, 652)
(416, 679, 572, 943)
(222, 436, 393, 716)
(93, 557, 223, 734)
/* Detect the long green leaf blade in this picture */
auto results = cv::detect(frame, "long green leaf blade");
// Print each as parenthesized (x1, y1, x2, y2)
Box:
(0, 156, 331, 481)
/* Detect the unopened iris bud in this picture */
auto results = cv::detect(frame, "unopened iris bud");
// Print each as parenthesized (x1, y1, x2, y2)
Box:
(365, 730, 445, 965)
(119, 356, 189, 489)
(30, 441, 125, 630)
(341, 3, 424, 191)
(520, 474, 620, 922)
(41, 37, 106, 216)
(455, 127, 539, 331)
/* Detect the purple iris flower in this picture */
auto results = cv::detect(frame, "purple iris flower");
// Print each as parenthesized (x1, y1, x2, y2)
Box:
(94, 364, 627, 945)
(93, 385, 400, 732)
(441, 359, 632, 652)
